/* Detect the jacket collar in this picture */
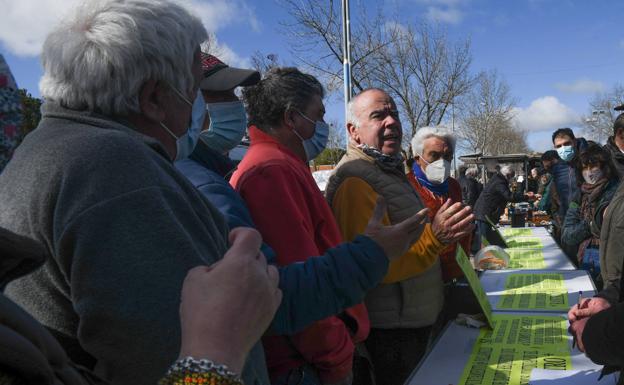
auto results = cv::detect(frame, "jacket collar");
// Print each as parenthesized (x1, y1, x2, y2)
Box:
(248, 125, 306, 165)
(346, 141, 405, 174)
(189, 139, 235, 178)
(41, 102, 171, 160)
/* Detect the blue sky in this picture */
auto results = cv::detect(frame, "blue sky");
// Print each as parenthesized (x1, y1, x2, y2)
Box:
(2, 0, 624, 152)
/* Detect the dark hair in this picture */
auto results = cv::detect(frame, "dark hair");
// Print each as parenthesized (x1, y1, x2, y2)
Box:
(614, 113, 624, 136)
(551, 128, 575, 144)
(541, 150, 560, 161)
(573, 142, 618, 185)
(242, 67, 324, 132)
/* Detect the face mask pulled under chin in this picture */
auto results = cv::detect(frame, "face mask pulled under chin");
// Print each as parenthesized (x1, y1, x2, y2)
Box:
(200, 101, 247, 153)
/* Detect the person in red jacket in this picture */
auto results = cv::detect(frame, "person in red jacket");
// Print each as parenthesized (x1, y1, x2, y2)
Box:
(230, 67, 367, 385)
(407, 126, 479, 327)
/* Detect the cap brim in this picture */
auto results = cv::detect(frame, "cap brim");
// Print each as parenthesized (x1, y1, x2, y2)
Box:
(200, 67, 261, 91)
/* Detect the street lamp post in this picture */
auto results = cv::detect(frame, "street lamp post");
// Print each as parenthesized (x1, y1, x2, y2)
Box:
(585, 109, 607, 144)
(451, 101, 457, 177)
(341, 0, 352, 147)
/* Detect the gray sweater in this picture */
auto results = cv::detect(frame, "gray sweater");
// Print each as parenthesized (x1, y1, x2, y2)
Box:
(0, 103, 235, 384)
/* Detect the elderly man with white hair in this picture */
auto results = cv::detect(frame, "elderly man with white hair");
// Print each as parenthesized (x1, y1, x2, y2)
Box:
(407, 126, 471, 283)
(474, 165, 533, 246)
(326, 88, 474, 385)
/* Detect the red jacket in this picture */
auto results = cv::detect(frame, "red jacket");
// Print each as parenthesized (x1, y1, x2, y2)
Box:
(407, 171, 471, 282)
(230, 126, 369, 383)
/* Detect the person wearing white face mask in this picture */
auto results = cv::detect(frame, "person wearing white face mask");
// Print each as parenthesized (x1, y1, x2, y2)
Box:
(407, 126, 472, 283)
(406, 126, 482, 366)
(561, 143, 620, 287)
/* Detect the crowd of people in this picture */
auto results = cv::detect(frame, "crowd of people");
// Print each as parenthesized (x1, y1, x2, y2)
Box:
(0, 0, 623, 384)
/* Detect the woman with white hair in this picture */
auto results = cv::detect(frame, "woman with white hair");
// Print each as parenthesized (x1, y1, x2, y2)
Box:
(473, 165, 533, 246)
(0, 1, 281, 384)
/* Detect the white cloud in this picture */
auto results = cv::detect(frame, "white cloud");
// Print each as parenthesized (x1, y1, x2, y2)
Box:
(0, 0, 258, 58)
(619, 39, 624, 50)
(554, 78, 605, 94)
(183, 0, 260, 34)
(512, 96, 579, 132)
(415, 0, 467, 5)
(0, 0, 81, 56)
(384, 21, 410, 39)
(415, 0, 467, 24)
(425, 6, 464, 24)
(202, 34, 250, 68)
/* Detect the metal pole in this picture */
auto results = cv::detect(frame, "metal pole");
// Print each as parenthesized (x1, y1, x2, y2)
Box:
(452, 101, 456, 177)
(341, 0, 352, 147)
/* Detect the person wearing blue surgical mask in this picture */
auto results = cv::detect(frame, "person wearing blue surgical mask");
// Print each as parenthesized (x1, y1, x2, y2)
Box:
(551, 127, 589, 259)
(176, 53, 259, 177)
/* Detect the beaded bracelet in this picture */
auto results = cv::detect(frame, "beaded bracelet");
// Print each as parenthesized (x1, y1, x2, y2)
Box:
(159, 356, 244, 385)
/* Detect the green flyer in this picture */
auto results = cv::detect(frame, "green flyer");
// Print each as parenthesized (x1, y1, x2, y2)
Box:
(505, 249, 546, 269)
(497, 273, 568, 311)
(502, 228, 533, 238)
(455, 246, 494, 329)
(459, 314, 571, 385)
(505, 237, 543, 249)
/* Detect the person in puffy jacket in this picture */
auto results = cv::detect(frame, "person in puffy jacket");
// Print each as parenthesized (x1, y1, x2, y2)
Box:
(562, 143, 620, 288)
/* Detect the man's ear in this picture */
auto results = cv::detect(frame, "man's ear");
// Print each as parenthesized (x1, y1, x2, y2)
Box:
(138, 80, 167, 123)
(347, 122, 359, 143)
(282, 109, 296, 131)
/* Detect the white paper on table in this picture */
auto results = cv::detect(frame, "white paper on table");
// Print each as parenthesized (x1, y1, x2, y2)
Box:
(529, 368, 617, 385)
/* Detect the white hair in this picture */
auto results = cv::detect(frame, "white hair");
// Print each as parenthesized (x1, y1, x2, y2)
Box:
(411, 126, 456, 157)
(466, 167, 479, 177)
(346, 97, 359, 128)
(39, 0, 207, 116)
(500, 164, 515, 177)
(346, 88, 388, 129)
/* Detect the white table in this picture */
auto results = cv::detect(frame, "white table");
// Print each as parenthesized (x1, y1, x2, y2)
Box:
(503, 242, 575, 270)
(405, 316, 615, 385)
(480, 269, 595, 313)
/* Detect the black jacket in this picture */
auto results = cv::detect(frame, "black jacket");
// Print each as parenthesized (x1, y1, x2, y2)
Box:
(474, 173, 524, 223)
(604, 136, 624, 181)
(458, 175, 482, 207)
(583, 255, 624, 381)
(0, 227, 103, 385)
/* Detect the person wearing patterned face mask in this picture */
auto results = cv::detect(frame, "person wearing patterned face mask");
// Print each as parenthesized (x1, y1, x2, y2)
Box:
(561, 143, 620, 287)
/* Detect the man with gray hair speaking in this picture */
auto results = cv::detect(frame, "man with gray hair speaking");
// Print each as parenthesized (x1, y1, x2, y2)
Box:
(326, 88, 474, 385)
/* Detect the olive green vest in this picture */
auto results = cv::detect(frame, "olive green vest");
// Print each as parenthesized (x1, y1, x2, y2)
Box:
(326, 144, 444, 329)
